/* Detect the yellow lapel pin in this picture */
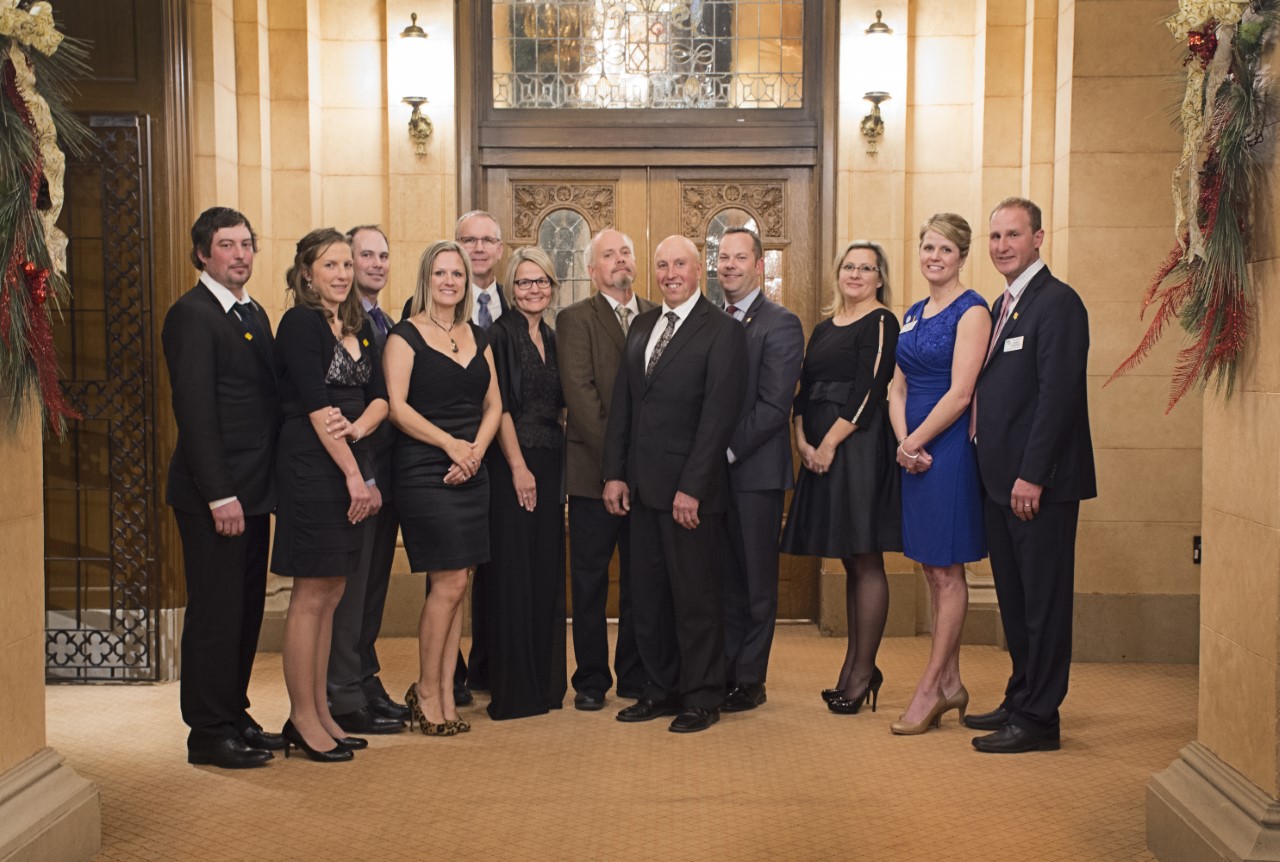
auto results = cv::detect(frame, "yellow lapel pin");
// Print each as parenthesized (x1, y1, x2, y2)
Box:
(244, 332, 253, 341)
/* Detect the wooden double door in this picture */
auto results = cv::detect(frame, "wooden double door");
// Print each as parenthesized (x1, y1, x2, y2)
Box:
(483, 165, 820, 620)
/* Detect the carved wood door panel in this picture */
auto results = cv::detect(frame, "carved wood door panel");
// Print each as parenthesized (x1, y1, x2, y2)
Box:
(484, 166, 819, 620)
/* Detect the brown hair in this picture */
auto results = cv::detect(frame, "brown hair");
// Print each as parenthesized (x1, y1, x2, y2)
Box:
(410, 240, 473, 325)
(190, 206, 257, 270)
(285, 228, 362, 335)
(989, 196, 1043, 233)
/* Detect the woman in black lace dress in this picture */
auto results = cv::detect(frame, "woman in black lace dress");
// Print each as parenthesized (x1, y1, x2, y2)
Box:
(484, 247, 568, 720)
(273, 228, 387, 761)
(383, 240, 502, 736)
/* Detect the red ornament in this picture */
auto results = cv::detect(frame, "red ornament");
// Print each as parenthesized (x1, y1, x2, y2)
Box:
(1187, 21, 1219, 69)
(19, 259, 49, 305)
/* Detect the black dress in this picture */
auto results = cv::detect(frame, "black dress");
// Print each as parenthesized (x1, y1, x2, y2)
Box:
(484, 315, 568, 720)
(391, 320, 492, 572)
(271, 307, 386, 579)
(780, 311, 902, 558)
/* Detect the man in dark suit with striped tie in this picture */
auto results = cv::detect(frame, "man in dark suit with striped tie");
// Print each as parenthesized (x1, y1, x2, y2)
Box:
(325, 225, 407, 734)
(163, 207, 283, 768)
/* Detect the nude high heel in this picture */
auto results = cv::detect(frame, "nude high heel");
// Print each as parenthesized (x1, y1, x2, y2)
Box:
(943, 685, 969, 722)
(890, 694, 947, 735)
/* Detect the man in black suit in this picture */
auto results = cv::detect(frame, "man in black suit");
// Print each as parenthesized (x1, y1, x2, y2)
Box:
(325, 225, 406, 734)
(715, 228, 804, 713)
(162, 207, 284, 768)
(557, 229, 655, 710)
(603, 234, 747, 733)
(966, 196, 1096, 754)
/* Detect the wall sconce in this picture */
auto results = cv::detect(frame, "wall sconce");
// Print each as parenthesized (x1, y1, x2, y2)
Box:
(400, 13, 432, 157)
(860, 10, 893, 156)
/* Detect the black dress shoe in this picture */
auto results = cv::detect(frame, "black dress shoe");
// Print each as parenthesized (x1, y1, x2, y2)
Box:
(368, 693, 410, 722)
(241, 725, 287, 751)
(188, 737, 273, 769)
(669, 707, 720, 733)
(971, 723, 1060, 754)
(453, 683, 474, 706)
(334, 705, 405, 735)
(616, 698, 682, 723)
(574, 692, 605, 711)
(963, 706, 1011, 731)
(721, 683, 767, 713)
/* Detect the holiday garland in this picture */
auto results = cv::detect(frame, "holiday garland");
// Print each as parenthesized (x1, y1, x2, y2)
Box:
(1108, 0, 1279, 411)
(0, 0, 88, 435)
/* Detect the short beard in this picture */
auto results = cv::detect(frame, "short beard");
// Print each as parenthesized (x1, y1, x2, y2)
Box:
(608, 272, 634, 292)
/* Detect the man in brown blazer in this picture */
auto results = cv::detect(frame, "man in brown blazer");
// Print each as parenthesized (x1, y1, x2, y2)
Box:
(557, 229, 656, 710)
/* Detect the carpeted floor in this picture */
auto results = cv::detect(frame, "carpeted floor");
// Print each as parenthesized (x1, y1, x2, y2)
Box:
(46, 626, 1194, 861)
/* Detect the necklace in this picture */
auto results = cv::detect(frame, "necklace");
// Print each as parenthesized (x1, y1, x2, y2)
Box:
(426, 315, 459, 353)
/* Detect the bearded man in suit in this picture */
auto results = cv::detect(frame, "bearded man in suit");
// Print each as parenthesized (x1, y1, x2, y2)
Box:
(163, 207, 284, 768)
(557, 228, 655, 710)
(603, 234, 747, 733)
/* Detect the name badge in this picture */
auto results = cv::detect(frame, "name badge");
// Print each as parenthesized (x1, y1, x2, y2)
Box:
(1003, 336, 1024, 352)
(900, 317, 918, 333)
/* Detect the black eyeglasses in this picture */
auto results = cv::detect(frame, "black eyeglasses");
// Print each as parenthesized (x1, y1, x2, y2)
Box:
(513, 277, 552, 289)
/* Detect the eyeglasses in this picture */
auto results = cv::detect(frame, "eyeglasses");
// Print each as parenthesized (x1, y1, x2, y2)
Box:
(840, 263, 880, 274)
(459, 236, 501, 247)
(513, 277, 552, 290)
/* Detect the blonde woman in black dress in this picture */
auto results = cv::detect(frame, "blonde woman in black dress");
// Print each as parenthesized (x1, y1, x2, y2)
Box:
(383, 240, 502, 736)
(780, 241, 901, 715)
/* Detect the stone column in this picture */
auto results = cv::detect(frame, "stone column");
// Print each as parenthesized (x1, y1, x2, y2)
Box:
(0, 412, 99, 861)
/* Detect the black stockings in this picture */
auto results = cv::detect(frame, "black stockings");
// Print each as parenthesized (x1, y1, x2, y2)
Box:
(835, 552, 888, 699)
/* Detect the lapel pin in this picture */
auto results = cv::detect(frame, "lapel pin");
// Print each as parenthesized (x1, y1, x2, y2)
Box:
(1013, 312, 1019, 320)
(362, 338, 370, 347)
(244, 332, 253, 341)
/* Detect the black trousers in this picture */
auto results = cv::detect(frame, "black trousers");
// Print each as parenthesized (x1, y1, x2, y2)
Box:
(984, 497, 1079, 735)
(723, 489, 784, 686)
(175, 509, 270, 748)
(567, 495, 644, 697)
(328, 497, 398, 712)
(629, 500, 727, 710)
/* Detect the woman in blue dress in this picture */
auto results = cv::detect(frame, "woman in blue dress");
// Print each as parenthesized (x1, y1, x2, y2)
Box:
(888, 213, 991, 735)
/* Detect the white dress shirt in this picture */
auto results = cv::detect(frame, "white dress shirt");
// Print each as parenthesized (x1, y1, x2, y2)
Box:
(644, 291, 700, 368)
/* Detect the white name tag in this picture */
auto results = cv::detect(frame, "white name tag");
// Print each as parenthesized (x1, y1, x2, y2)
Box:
(1003, 336, 1024, 352)
(900, 317, 918, 333)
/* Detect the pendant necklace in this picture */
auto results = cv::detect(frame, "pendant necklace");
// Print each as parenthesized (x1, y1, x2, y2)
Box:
(427, 315, 459, 353)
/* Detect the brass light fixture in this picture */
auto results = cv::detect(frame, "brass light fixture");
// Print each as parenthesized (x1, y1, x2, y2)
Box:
(400, 13, 432, 157)
(861, 10, 893, 156)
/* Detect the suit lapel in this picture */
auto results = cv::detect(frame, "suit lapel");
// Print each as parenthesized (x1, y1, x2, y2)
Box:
(986, 266, 1051, 369)
(742, 292, 766, 328)
(647, 296, 709, 386)
(593, 292, 626, 353)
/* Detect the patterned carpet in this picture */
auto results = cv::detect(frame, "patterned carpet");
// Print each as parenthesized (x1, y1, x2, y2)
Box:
(46, 626, 1194, 861)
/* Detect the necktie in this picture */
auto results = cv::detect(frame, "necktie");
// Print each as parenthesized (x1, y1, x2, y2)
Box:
(476, 292, 493, 329)
(230, 303, 260, 339)
(369, 305, 390, 339)
(616, 305, 631, 335)
(983, 289, 1015, 368)
(646, 311, 680, 379)
(725, 304, 740, 321)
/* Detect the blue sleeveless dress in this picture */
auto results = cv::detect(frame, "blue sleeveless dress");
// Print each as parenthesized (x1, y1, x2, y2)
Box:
(895, 290, 988, 567)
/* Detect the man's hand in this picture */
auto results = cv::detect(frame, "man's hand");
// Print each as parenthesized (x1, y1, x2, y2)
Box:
(673, 491, 700, 530)
(603, 480, 630, 516)
(211, 498, 245, 537)
(1011, 478, 1043, 521)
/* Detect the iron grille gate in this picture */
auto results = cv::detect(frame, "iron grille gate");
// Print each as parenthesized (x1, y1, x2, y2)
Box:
(44, 114, 159, 681)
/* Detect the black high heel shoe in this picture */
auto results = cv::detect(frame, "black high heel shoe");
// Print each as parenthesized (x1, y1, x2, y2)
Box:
(827, 667, 884, 715)
(332, 735, 368, 751)
(281, 720, 353, 763)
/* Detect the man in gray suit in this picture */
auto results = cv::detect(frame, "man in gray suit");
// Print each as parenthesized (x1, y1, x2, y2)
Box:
(557, 229, 656, 710)
(716, 228, 804, 712)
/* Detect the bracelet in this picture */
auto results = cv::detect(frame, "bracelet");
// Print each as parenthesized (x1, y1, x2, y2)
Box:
(899, 444, 920, 460)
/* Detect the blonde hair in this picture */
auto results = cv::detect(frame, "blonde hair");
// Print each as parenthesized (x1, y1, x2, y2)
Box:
(503, 246, 560, 307)
(285, 228, 363, 336)
(918, 213, 972, 259)
(826, 241, 890, 316)
(410, 240, 473, 325)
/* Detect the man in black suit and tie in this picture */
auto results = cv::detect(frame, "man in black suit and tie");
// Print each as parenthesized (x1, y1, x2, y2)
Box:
(966, 196, 1096, 754)
(162, 207, 284, 768)
(557, 228, 655, 710)
(603, 234, 747, 733)
(325, 225, 407, 734)
(715, 228, 804, 714)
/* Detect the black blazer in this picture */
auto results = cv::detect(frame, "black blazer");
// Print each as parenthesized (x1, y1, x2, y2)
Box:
(725, 293, 804, 493)
(162, 283, 282, 516)
(974, 265, 1096, 504)
(400, 284, 508, 323)
(603, 295, 747, 514)
(487, 311, 559, 421)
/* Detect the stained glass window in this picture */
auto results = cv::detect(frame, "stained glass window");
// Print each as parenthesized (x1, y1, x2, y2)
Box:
(537, 208, 593, 320)
(492, 1, 804, 110)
